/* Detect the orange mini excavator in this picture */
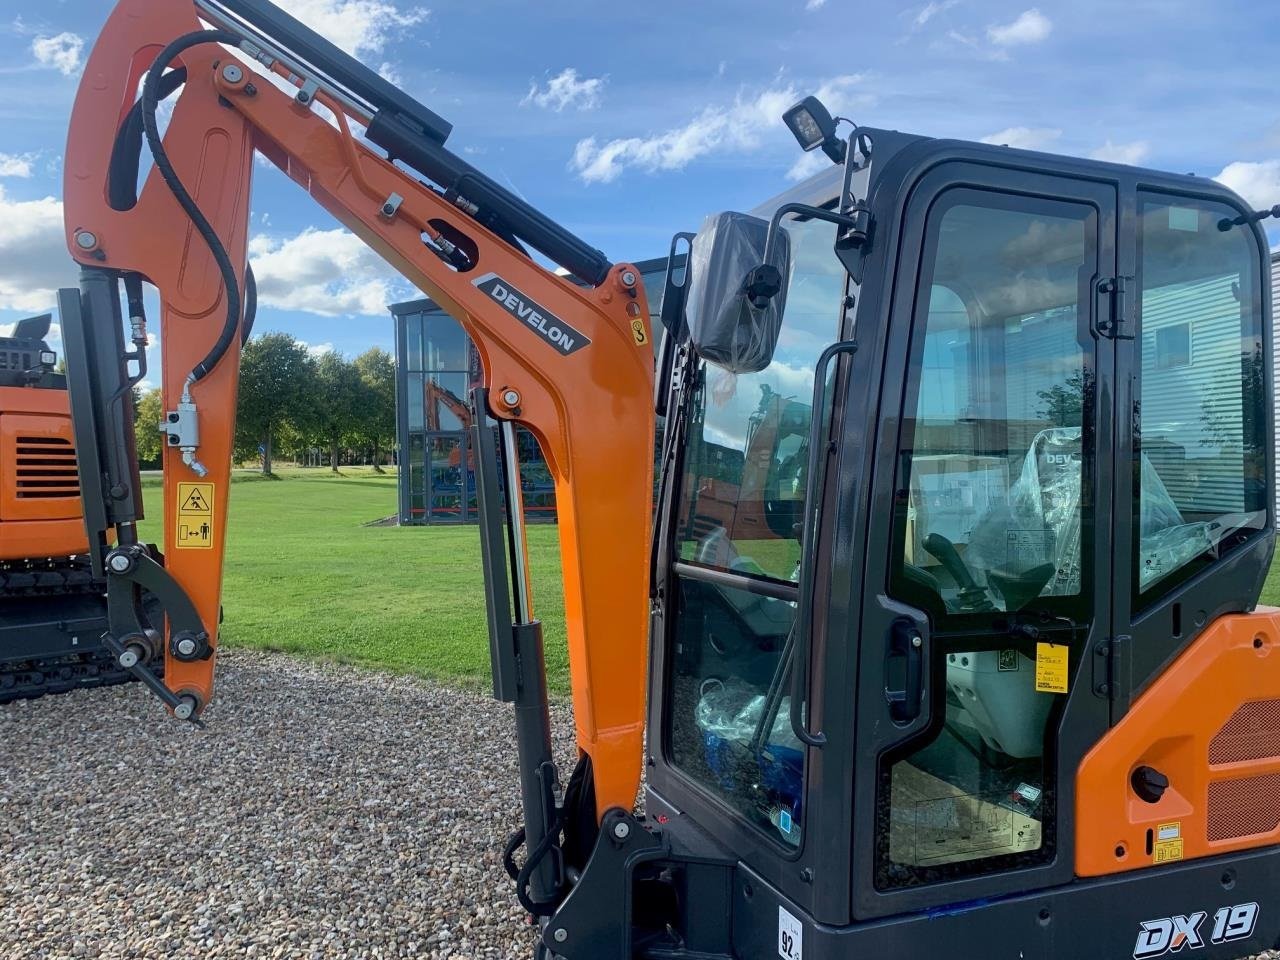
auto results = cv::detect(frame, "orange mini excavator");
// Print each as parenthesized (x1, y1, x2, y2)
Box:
(0, 312, 161, 700)
(59, 1, 1279, 957)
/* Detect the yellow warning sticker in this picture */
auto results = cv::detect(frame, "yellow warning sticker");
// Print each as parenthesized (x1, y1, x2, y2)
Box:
(175, 482, 215, 550)
(1154, 836, 1185, 863)
(1154, 820, 1184, 862)
(630, 318, 649, 346)
(1035, 642, 1070, 694)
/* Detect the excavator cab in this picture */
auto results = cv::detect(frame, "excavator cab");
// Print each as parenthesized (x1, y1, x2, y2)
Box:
(643, 126, 1277, 957)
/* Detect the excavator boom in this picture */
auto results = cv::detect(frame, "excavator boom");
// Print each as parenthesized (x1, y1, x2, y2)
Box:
(61, 0, 654, 881)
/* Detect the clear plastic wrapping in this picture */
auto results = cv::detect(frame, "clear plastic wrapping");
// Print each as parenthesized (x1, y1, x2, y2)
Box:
(685, 211, 791, 374)
(1136, 456, 1214, 589)
(966, 427, 1083, 601)
(963, 426, 1226, 603)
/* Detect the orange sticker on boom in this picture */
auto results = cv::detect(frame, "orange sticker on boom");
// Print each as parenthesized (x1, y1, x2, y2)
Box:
(175, 482, 215, 550)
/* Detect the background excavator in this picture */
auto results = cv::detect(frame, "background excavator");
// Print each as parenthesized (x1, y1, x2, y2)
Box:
(0, 312, 160, 701)
(55, 0, 1280, 957)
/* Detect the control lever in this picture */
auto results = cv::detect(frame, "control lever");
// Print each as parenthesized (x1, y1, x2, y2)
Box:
(922, 533, 992, 611)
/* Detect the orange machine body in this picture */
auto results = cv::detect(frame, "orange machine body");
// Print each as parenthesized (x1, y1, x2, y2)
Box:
(0, 385, 87, 562)
(1077, 609, 1280, 876)
(64, 0, 654, 819)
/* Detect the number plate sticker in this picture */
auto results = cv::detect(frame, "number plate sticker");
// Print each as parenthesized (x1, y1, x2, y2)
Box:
(778, 905, 802, 960)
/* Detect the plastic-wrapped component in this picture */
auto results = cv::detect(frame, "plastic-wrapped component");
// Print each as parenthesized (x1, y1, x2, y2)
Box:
(685, 211, 791, 374)
(966, 427, 1084, 605)
(694, 680, 803, 844)
(1136, 456, 1214, 589)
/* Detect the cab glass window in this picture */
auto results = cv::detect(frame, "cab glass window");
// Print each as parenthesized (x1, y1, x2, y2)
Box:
(667, 212, 846, 849)
(1134, 195, 1268, 603)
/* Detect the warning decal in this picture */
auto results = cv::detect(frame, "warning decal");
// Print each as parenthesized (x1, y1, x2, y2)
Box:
(1153, 821, 1185, 863)
(176, 482, 215, 550)
(630, 318, 649, 346)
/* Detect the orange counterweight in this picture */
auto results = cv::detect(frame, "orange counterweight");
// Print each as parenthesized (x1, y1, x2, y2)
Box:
(1077, 609, 1280, 876)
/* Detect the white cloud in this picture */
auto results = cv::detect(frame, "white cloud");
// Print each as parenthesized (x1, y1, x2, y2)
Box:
(521, 68, 606, 112)
(572, 74, 868, 183)
(1215, 160, 1280, 211)
(284, 0, 427, 58)
(0, 185, 74, 314)
(915, 0, 959, 27)
(805, 0, 827, 9)
(300, 340, 336, 357)
(0, 153, 35, 178)
(31, 32, 84, 76)
(987, 9, 1052, 46)
(247, 228, 413, 317)
(1089, 140, 1150, 166)
(786, 150, 831, 182)
(980, 126, 1061, 150)
(377, 62, 402, 86)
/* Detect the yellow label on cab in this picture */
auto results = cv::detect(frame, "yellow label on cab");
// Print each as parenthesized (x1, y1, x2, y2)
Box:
(1035, 642, 1069, 694)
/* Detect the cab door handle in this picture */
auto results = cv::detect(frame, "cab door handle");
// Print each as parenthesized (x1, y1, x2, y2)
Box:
(885, 619, 925, 724)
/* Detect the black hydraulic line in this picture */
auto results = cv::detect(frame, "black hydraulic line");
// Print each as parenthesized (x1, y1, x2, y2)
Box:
(240, 263, 257, 345)
(108, 66, 188, 211)
(140, 30, 243, 385)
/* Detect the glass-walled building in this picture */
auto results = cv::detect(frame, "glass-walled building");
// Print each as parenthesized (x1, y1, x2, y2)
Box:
(390, 255, 672, 525)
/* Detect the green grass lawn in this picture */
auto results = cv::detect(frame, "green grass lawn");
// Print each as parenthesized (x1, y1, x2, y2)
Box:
(133, 466, 1280, 696)
(136, 467, 569, 693)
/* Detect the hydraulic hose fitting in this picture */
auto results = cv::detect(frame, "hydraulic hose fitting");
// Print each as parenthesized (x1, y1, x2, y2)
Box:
(160, 379, 207, 476)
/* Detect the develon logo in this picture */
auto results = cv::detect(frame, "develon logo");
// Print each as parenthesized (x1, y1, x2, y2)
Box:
(472, 273, 590, 357)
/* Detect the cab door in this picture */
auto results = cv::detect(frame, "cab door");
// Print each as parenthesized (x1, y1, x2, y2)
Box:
(849, 160, 1118, 918)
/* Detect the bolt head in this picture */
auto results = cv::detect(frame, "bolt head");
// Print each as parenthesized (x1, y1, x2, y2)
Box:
(620, 270, 638, 287)
(174, 699, 194, 721)
(501, 390, 520, 407)
(910, 634, 923, 649)
(108, 554, 131, 573)
(176, 637, 197, 657)
(222, 64, 243, 83)
(74, 230, 98, 250)
(552, 928, 568, 943)
(612, 821, 631, 840)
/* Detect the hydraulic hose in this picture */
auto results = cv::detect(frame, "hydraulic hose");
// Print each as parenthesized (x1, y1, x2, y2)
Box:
(241, 263, 257, 345)
(140, 30, 244, 387)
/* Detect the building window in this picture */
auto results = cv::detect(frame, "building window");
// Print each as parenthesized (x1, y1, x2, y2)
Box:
(1154, 322, 1191, 370)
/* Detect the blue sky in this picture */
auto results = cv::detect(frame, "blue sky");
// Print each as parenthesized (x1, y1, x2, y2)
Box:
(0, 0, 1277, 383)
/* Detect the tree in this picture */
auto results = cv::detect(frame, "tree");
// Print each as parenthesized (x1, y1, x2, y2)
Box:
(1036, 371, 1085, 426)
(312, 350, 364, 473)
(134, 387, 164, 467)
(235, 333, 316, 475)
(353, 347, 396, 472)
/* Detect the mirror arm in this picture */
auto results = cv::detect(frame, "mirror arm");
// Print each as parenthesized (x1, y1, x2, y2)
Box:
(762, 202, 863, 265)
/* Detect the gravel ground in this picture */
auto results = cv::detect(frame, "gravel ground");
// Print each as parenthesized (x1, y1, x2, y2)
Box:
(0, 649, 568, 959)
(2, 650, 1276, 960)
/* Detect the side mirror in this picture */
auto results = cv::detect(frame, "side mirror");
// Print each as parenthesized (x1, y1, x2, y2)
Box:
(686, 211, 792, 374)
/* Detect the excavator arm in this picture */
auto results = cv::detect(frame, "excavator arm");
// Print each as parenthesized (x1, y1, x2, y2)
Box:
(61, 0, 654, 881)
